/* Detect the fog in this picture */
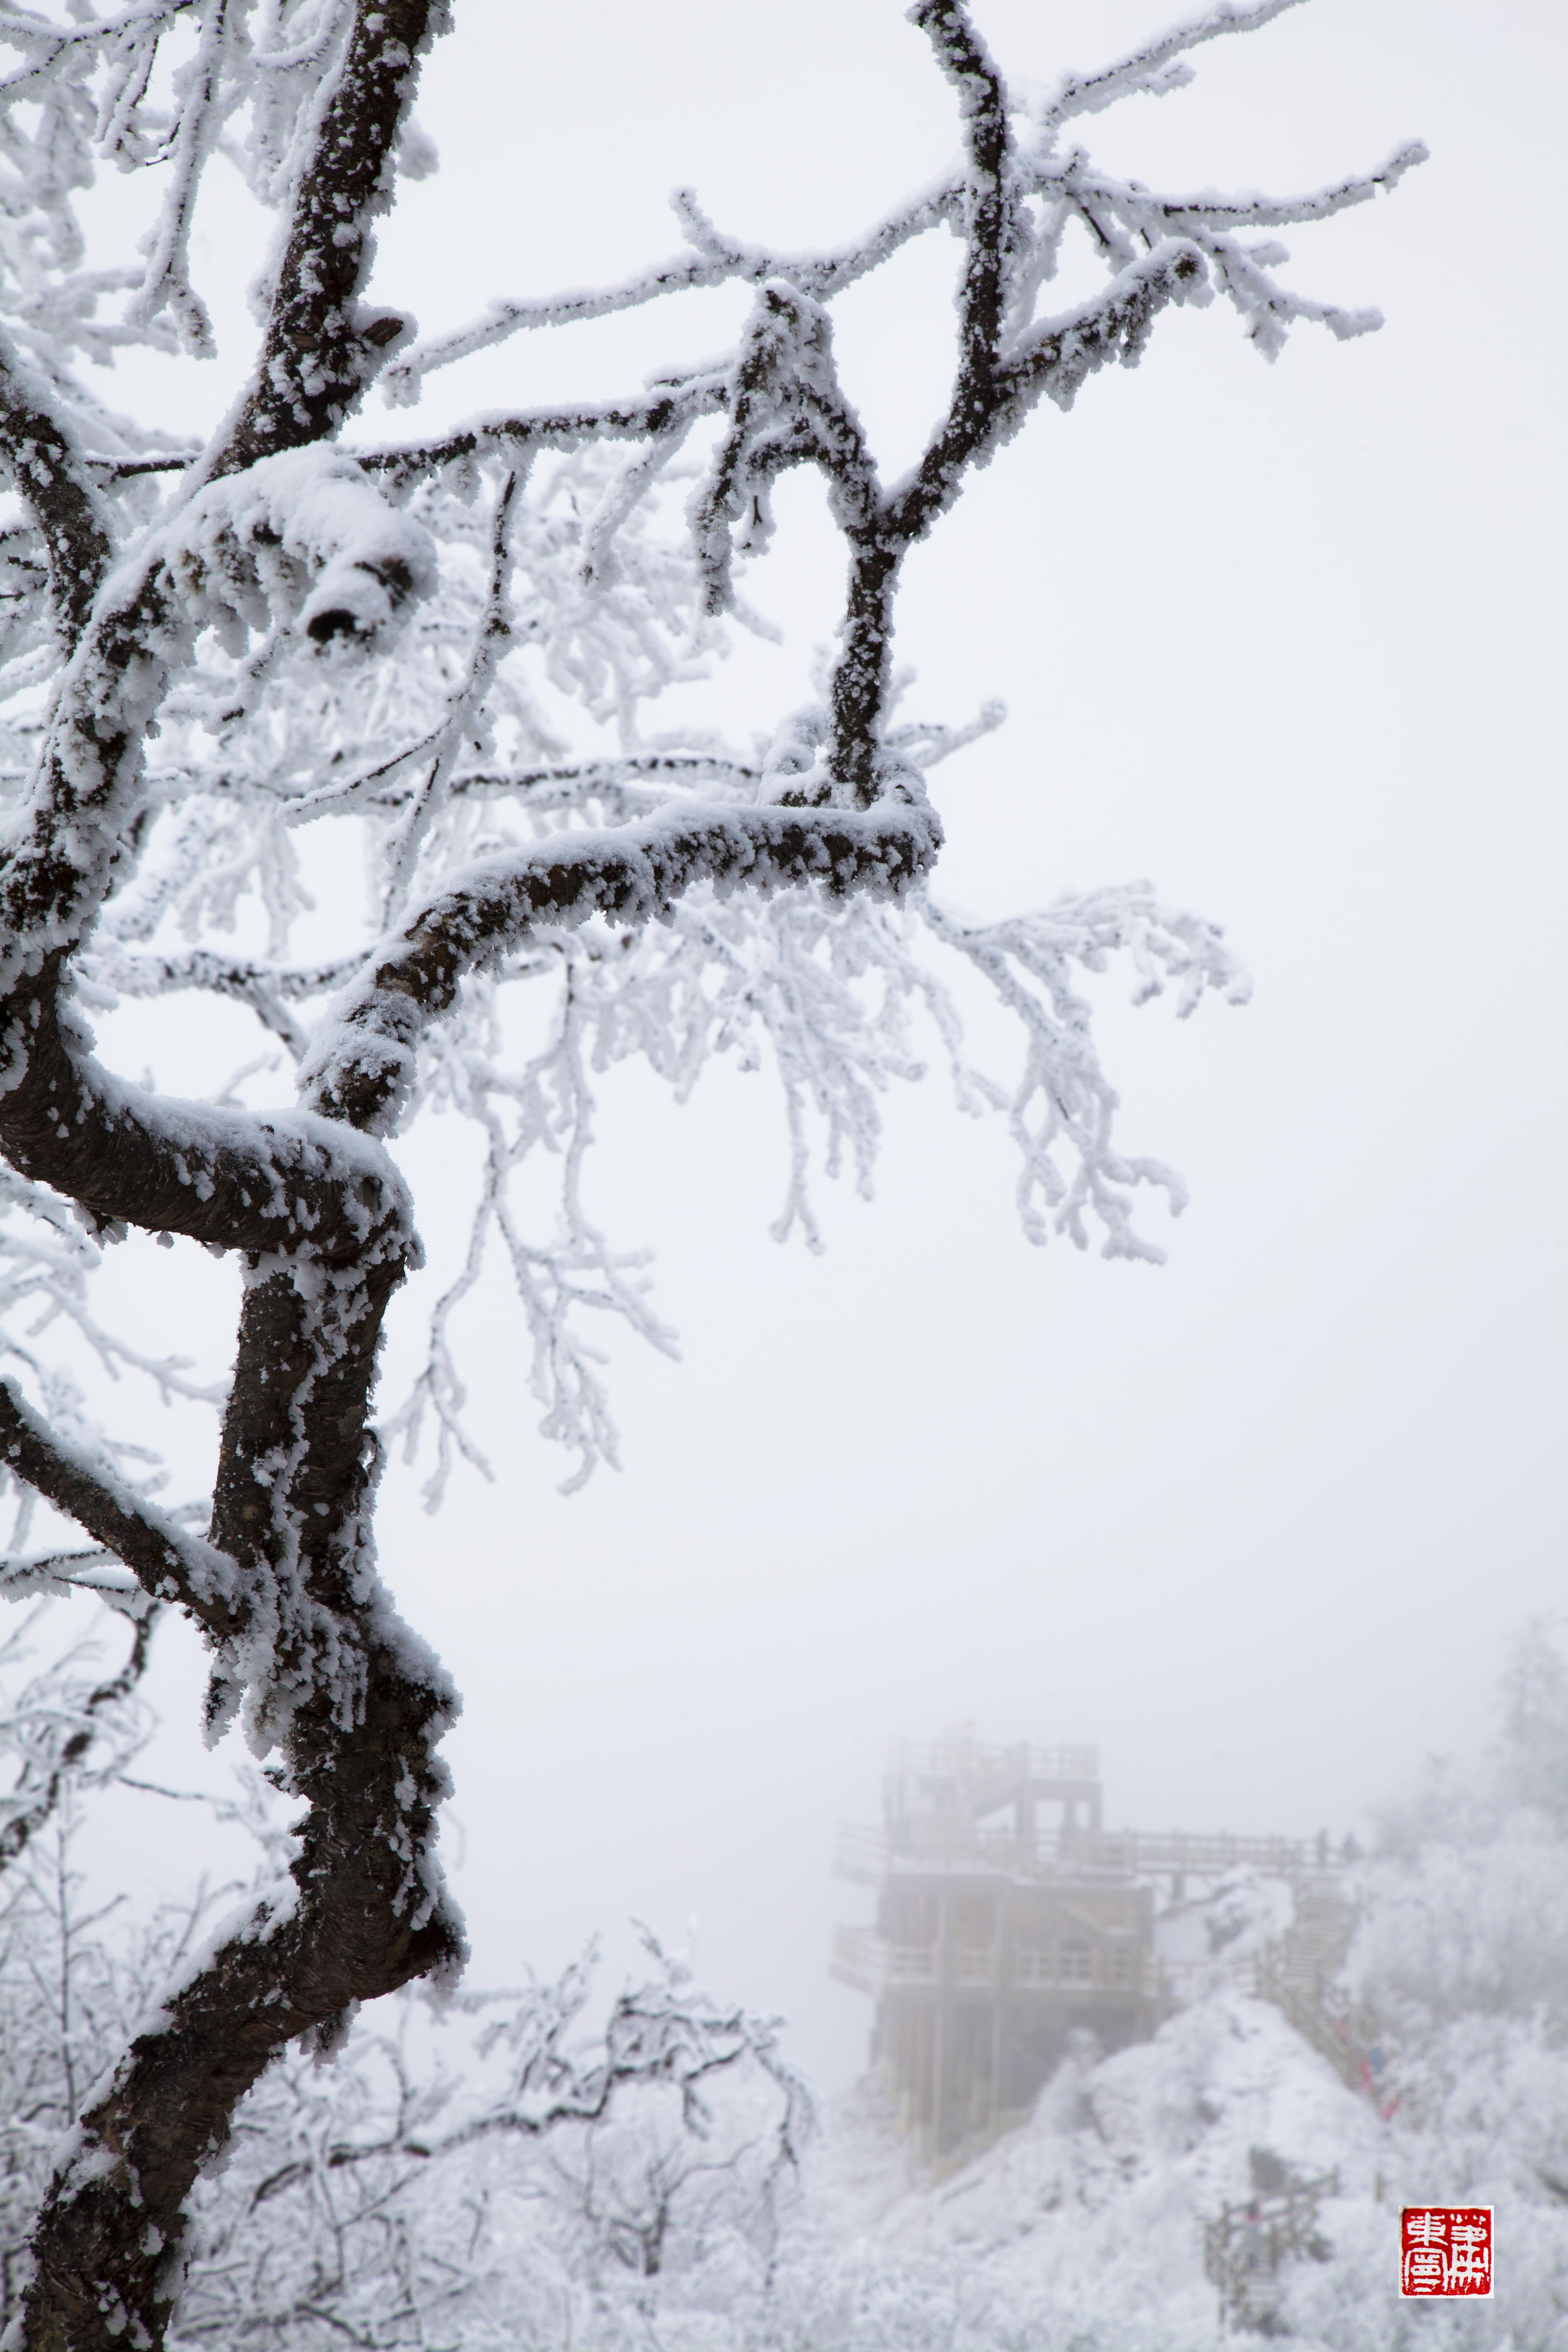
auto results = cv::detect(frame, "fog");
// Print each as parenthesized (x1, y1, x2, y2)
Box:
(52, 0, 1565, 2102)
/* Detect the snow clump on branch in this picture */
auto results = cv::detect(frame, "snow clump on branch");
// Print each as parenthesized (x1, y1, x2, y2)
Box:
(164, 451, 438, 656)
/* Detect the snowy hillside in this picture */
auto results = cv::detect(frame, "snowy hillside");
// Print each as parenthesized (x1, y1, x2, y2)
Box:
(6, 1628, 1568, 2348)
(777, 1627, 1568, 2352)
(790, 1975, 1560, 2352)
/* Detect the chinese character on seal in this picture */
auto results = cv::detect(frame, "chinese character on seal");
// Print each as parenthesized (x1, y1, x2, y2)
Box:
(1401, 2208, 1492, 2298)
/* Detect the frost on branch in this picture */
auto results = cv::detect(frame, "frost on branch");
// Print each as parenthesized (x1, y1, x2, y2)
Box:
(382, 868, 1249, 1498)
(164, 451, 438, 655)
(174, 1929, 816, 2343)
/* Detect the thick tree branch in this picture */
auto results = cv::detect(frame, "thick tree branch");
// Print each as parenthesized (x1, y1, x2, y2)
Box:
(0, 336, 113, 645)
(0, 955, 410, 1259)
(209, 0, 446, 477)
(21, 1614, 461, 2352)
(301, 794, 942, 1133)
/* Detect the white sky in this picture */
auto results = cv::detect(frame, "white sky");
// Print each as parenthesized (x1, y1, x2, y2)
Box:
(43, 0, 1567, 2094)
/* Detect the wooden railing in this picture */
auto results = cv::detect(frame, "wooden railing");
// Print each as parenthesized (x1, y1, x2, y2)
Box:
(836, 1821, 1324, 1886)
(831, 1925, 1160, 1999)
(830, 1928, 937, 1992)
(887, 1738, 1100, 1787)
(1203, 2170, 1340, 2332)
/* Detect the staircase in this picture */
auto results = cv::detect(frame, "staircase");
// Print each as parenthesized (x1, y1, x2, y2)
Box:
(1247, 1875, 1391, 2110)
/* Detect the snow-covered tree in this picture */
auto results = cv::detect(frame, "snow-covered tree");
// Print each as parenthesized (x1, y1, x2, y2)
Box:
(170, 1932, 812, 2350)
(0, 0, 1419, 2339)
(0, 1603, 197, 2340)
(0, 1635, 813, 2350)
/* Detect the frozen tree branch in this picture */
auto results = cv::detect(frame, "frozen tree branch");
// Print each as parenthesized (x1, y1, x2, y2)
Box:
(208, 0, 449, 478)
(1029, 0, 1311, 140)
(0, 1380, 235, 1632)
(0, 339, 113, 646)
(302, 791, 942, 1133)
(0, 1604, 160, 1873)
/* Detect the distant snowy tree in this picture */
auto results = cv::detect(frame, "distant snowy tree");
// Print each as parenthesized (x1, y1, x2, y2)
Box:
(0, 0, 1420, 2337)
(170, 1931, 810, 2350)
(0, 1606, 206, 2339)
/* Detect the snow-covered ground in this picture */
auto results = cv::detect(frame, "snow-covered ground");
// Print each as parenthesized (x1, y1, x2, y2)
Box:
(769, 1632, 1568, 2352)
(9, 1628, 1568, 2349)
(785, 1976, 1561, 2352)
(794, 1994, 1378, 2349)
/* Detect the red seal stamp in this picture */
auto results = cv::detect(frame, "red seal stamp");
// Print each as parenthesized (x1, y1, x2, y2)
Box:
(1401, 2208, 1492, 2297)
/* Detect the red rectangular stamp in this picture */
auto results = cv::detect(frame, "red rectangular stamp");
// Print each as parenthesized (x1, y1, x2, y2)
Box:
(1401, 2208, 1492, 2297)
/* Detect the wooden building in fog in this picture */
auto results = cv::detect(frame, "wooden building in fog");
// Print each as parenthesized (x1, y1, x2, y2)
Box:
(833, 1729, 1347, 2164)
(832, 1733, 1162, 2161)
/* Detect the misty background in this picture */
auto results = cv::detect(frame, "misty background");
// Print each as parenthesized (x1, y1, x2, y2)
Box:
(48, 0, 1565, 2095)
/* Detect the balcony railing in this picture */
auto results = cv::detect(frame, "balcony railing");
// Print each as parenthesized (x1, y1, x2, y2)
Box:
(831, 1927, 1161, 1999)
(887, 1738, 1100, 1788)
(835, 1821, 1319, 1886)
(831, 1928, 940, 1991)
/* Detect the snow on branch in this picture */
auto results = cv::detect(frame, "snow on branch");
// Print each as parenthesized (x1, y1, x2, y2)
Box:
(909, 0, 1014, 389)
(0, 0, 196, 104)
(372, 870, 1249, 1494)
(302, 792, 943, 1135)
(0, 1377, 238, 1630)
(381, 190, 963, 407)
(0, 1602, 161, 1872)
(920, 888, 1251, 1260)
(1028, 0, 1309, 143)
(157, 1931, 812, 2342)
(166, 447, 437, 655)
(361, 374, 732, 486)
(120, 0, 245, 357)
(0, 1165, 223, 1419)
(78, 948, 359, 1061)
(688, 281, 877, 620)
(212, 0, 445, 472)
(381, 985, 682, 1503)
(0, 333, 113, 645)
(431, 1929, 812, 2158)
